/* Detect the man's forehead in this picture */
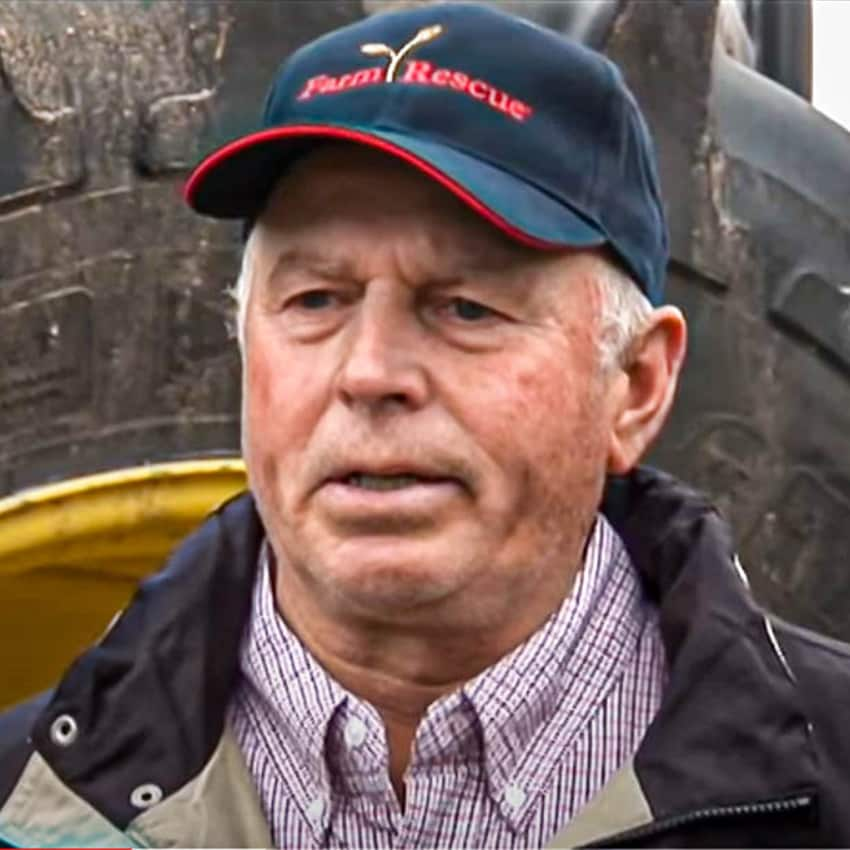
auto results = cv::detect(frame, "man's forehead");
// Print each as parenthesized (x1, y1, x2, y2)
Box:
(259, 242, 542, 287)
(257, 144, 562, 271)
(264, 142, 475, 217)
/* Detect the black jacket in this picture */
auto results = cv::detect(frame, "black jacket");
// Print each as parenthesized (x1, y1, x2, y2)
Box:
(1, 467, 849, 847)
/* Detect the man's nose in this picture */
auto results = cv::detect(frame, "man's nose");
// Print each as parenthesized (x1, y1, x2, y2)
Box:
(335, 285, 429, 411)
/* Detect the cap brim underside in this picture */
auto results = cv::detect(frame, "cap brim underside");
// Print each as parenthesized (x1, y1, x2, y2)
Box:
(183, 123, 606, 251)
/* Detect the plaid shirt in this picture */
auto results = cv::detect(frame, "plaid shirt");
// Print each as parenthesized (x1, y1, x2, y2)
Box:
(229, 515, 666, 848)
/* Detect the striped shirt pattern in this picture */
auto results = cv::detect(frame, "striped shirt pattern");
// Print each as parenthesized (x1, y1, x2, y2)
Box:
(229, 514, 667, 848)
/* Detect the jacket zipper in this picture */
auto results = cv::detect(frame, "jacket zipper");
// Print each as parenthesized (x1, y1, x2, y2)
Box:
(584, 794, 814, 847)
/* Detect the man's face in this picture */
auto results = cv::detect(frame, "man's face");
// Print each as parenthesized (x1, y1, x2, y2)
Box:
(242, 145, 620, 631)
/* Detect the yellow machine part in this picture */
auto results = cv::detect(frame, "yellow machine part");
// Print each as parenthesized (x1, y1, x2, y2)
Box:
(0, 459, 247, 710)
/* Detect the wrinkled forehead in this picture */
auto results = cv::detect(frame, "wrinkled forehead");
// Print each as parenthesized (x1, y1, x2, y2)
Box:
(252, 143, 587, 280)
(260, 143, 502, 233)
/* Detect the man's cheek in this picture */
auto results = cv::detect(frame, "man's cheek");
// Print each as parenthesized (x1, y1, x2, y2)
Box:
(244, 345, 273, 409)
(506, 368, 577, 440)
(244, 353, 290, 471)
(245, 346, 303, 426)
(476, 358, 550, 424)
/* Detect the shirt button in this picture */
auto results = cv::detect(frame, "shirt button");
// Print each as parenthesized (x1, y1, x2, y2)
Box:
(344, 716, 367, 749)
(504, 783, 526, 809)
(307, 795, 326, 824)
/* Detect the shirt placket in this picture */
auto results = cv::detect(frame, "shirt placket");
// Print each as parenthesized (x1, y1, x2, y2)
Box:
(326, 700, 401, 847)
(395, 691, 486, 848)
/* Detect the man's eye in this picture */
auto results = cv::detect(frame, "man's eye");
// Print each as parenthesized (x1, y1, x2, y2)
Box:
(292, 290, 336, 310)
(448, 298, 495, 322)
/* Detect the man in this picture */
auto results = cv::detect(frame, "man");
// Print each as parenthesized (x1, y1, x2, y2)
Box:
(1, 3, 850, 848)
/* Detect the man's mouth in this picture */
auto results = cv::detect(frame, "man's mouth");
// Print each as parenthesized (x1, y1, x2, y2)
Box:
(319, 458, 468, 501)
(317, 465, 466, 518)
(344, 473, 430, 491)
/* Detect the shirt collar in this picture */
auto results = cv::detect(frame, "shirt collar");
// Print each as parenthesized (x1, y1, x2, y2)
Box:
(462, 514, 649, 816)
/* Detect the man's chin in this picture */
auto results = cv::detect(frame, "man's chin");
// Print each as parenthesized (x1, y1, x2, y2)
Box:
(308, 538, 475, 614)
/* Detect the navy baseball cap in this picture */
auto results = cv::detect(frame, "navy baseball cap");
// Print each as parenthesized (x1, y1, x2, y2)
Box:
(184, 3, 668, 304)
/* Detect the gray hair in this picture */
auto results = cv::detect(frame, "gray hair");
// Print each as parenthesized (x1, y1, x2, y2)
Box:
(230, 233, 652, 370)
(593, 257, 654, 370)
(230, 226, 257, 353)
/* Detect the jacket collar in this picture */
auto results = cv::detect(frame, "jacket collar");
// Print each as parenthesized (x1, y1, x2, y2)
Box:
(0, 729, 272, 849)
(28, 493, 265, 830)
(25, 467, 818, 838)
(602, 469, 818, 826)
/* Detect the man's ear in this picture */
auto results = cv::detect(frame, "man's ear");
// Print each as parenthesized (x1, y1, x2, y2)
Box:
(606, 306, 687, 475)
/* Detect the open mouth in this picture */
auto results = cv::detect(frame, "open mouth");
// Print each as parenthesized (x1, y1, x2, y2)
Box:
(342, 473, 445, 491)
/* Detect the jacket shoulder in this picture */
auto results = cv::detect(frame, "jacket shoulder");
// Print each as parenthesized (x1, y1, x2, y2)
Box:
(774, 617, 850, 709)
(0, 691, 51, 809)
(774, 617, 850, 680)
(773, 617, 850, 834)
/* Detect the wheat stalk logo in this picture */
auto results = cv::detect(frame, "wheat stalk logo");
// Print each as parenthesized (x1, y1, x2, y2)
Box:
(360, 24, 444, 82)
